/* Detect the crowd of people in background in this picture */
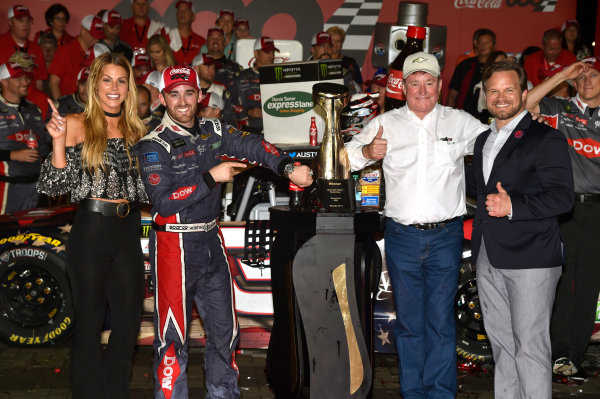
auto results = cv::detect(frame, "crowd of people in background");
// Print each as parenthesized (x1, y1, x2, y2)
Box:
(1, 3, 591, 144)
(1, 1, 599, 398)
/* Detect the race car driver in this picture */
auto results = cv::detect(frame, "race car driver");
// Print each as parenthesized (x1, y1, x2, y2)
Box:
(133, 65, 312, 399)
(0, 62, 50, 214)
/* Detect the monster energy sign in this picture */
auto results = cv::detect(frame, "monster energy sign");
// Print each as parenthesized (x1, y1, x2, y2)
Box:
(259, 60, 343, 84)
(263, 91, 314, 117)
(320, 63, 328, 78)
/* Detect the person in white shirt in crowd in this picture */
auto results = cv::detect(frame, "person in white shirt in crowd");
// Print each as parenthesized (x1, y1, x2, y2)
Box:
(198, 91, 224, 120)
(192, 53, 226, 100)
(345, 52, 488, 398)
(136, 70, 164, 123)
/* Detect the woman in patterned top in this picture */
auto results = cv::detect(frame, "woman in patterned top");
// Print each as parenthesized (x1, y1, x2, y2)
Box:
(39, 52, 148, 399)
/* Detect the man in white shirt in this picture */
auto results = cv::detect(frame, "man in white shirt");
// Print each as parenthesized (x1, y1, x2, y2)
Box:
(345, 52, 488, 398)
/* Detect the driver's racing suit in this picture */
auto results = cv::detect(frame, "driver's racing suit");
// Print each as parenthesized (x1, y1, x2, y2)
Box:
(133, 111, 292, 399)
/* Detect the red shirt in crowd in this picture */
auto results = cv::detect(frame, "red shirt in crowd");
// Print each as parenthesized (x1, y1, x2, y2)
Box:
(524, 49, 577, 86)
(170, 30, 205, 66)
(121, 17, 166, 53)
(48, 38, 86, 96)
(27, 86, 51, 121)
(33, 28, 75, 47)
(0, 32, 48, 82)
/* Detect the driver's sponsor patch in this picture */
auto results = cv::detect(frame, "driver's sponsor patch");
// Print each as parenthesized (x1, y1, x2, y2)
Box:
(158, 343, 180, 399)
(149, 174, 161, 185)
(171, 138, 186, 148)
(143, 152, 159, 163)
(262, 141, 280, 156)
(169, 185, 197, 200)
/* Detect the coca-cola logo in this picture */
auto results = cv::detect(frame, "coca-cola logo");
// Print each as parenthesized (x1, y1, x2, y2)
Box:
(387, 74, 402, 89)
(454, 0, 501, 8)
(170, 67, 191, 75)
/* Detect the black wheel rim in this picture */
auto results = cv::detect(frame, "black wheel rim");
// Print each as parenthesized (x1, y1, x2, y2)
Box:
(0, 263, 64, 328)
(455, 267, 487, 342)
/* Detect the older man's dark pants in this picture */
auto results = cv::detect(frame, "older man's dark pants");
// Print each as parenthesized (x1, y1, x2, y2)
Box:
(384, 217, 463, 399)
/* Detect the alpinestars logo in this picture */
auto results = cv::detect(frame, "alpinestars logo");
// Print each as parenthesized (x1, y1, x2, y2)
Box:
(567, 138, 600, 158)
(158, 344, 180, 399)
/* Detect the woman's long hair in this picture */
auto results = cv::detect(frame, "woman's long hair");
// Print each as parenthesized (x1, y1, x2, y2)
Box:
(147, 34, 175, 70)
(82, 52, 146, 173)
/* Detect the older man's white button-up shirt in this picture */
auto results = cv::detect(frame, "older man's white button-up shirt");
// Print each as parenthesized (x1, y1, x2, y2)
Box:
(346, 104, 488, 225)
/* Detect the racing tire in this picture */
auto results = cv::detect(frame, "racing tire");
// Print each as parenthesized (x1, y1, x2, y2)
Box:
(455, 256, 493, 365)
(0, 245, 74, 346)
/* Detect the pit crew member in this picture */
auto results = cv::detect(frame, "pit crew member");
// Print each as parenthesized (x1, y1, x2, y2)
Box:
(0, 62, 50, 214)
(526, 58, 600, 383)
(223, 36, 276, 134)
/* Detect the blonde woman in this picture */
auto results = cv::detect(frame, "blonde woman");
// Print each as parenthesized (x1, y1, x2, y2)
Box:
(147, 34, 175, 73)
(38, 52, 148, 399)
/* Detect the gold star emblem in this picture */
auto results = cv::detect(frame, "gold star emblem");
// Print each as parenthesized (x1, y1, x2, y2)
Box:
(10, 231, 27, 246)
(52, 245, 66, 254)
(58, 224, 72, 233)
(377, 326, 391, 346)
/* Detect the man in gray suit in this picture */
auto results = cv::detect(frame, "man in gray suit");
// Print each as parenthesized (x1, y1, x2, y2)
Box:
(470, 60, 574, 398)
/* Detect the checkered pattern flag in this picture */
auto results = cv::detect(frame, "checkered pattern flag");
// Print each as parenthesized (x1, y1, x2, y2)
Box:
(532, 0, 558, 12)
(324, 0, 383, 67)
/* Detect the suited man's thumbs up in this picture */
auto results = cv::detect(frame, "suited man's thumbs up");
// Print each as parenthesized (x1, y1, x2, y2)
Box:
(497, 182, 507, 194)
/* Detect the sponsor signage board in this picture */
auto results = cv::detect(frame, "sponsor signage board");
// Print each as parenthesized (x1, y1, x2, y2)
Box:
(259, 59, 343, 145)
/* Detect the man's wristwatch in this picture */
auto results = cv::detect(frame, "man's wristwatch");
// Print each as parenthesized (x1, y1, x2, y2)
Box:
(283, 162, 295, 177)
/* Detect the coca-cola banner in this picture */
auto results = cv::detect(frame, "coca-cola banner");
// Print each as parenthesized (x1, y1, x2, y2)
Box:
(0, 0, 579, 97)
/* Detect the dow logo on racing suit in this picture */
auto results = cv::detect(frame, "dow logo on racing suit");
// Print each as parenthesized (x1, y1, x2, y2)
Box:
(567, 138, 600, 158)
(158, 343, 181, 399)
(169, 185, 197, 200)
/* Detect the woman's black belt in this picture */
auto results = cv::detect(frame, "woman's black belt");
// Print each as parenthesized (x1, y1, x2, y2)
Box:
(79, 198, 138, 218)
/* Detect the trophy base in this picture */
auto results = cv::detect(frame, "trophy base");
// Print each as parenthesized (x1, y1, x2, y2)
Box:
(317, 179, 356, 213)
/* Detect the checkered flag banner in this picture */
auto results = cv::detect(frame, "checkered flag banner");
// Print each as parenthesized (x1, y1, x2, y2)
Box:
(532, 0, 558, 12)
(324, 0, 383, 67)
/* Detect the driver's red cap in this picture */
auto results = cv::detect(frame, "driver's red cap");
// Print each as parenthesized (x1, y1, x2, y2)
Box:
(159, 65, 200, 92)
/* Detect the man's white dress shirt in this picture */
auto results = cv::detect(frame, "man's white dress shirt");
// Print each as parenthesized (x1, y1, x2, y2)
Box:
(346, 104, 488, 225)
